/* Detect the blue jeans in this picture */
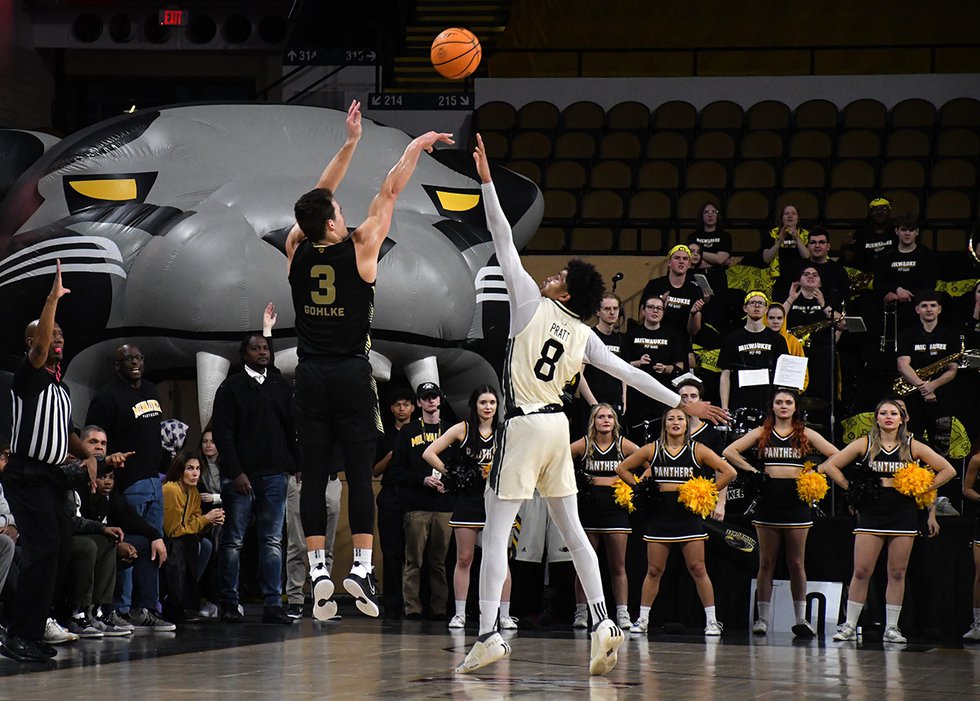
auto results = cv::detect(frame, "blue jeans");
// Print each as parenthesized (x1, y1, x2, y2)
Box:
(219, 473, 288, 607)
(114, 477, 164, 613)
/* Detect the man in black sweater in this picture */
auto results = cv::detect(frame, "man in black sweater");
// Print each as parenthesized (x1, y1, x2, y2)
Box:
(391, 382, 453, 620)
(212, 332, 296, 624)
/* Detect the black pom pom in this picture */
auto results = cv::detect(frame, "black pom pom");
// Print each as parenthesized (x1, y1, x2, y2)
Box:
(846, 468, 883, 510)
(444, 453, 484, 494)
(575, 467, 595, 500)
(631, 477, 661, 514)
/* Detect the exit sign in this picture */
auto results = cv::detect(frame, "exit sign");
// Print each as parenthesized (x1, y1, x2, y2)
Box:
(159, 8, 187, 27)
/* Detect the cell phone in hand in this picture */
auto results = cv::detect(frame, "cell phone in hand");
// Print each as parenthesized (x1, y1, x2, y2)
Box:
(694, 273, 713, 297)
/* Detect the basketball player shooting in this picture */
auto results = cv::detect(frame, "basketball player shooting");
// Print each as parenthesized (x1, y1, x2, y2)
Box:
(456, 135, 728, 675)
(287, 100, 454, 621)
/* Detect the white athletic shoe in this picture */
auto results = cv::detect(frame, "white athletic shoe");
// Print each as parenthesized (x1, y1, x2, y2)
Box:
(312, 573, 337, 622)
(616, 610, 632, 632)
(752, 619, 768, 635)
(589, 619, 624, 676)
(455, 632, 511, 674)
(630, 618, 648, 635)
(832, 622, 857, 641)
(882, 625, 907, 643)
(498, 615, 519, 630)
(44, 618, 79, 644)
(963, 622, 980, 641)
(572, 609, 589, 629)
(704, 620, 723, 637)
(448, 614, 466, 629)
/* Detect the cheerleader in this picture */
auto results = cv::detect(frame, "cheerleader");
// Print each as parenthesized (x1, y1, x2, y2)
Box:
(963, 450, 980, 642)
(423, 385, 515, 630)
(819, 398, 955, 643)
(723, 389, 838, 637)
(569, 404, 640, 631)
(615, 407, 736, 635)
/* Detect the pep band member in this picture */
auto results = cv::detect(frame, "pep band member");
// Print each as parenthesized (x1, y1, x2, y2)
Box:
(422, 385, 516, 631)
(569, 404, 640, 631)
(819, 398, 955, 643)
(616, 407, 735, 636)
(723, 389, 838, 638)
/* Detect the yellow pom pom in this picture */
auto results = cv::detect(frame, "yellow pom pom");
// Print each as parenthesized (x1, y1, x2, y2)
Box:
(893, 462, 936, 509)
(481, 462, 491, 479)
(613, 478, 635, 513)
(677, 476, 718, 518)
(796, 465, 829, 504)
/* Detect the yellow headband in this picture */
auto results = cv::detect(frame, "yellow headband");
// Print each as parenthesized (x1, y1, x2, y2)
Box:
(667, 244, 691, 258)
(744, 290, 770, 305)
(869, 197, 891, 209)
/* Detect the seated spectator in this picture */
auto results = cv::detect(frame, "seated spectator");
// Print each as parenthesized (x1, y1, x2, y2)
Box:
(61, 487, 128, 639)
(162, 452, 224, 622)
(765, 204, 810, 301)
(77, 451, 171, 633)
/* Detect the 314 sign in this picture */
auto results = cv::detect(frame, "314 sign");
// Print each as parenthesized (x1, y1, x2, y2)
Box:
(283, 48, 378, 66)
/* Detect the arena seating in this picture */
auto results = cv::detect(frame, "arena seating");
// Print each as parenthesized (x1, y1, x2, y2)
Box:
(471, 98, 979, 256)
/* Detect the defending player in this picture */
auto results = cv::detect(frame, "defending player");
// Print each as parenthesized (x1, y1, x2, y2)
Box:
(287, 100, 453, 619)
(456, 135, 727, 675)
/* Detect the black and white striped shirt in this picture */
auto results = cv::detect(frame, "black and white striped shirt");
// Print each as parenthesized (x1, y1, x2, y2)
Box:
(10, 356, 72, 465)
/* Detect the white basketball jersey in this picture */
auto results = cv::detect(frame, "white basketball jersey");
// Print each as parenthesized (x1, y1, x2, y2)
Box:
(503, 298, 591, 413)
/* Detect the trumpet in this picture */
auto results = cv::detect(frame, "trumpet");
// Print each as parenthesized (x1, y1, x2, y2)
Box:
(892, 342, 965, 396)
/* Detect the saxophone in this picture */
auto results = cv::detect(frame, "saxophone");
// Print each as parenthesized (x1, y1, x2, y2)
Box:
(892, 341, 965, 396)
(789, 313, 844, 348)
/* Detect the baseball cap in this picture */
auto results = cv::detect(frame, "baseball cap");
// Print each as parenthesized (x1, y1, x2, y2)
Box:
(416, 381, 441, 399)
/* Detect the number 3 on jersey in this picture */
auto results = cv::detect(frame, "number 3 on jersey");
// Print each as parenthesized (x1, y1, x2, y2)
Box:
(533, 339, 565, 381)
(310, 265, 336, 304)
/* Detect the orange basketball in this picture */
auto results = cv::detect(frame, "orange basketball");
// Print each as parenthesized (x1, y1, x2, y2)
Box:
(430, 27, 481, 80)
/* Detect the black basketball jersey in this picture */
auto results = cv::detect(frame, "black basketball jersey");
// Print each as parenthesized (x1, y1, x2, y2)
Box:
(647, 440, 700, 485)
(690, 422, 725, 456)
(761, 429, 808, 471)
(582, 437, 625, 478)
(459, 423, 496, 469)
(289, 238, 374, 358)
(861, 437, 913, 478)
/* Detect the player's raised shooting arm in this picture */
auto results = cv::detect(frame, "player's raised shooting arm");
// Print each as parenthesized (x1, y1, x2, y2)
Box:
(584, 334, 682, 409)
(474, 134, 540, 335)
(315, 100, 362, 192)
(355, 130, 455, 261)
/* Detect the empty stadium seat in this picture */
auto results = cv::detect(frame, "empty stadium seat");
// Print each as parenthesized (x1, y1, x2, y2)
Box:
(789, 131, 833, 159)
(505, 160, 541, 183)
(783, 159, 827, 189)
(580, 190, 625, 220)
(517, 101, 560, 131)
(637, 161, 681, 190)
(542, 189, 578, 219)
(885, 129, 931, 158)
(590, 160, 633, 190)
(598, 131, 643, 160)
(931, 159, 976, 188)
(510, 131, 552, 161)
(692, 132, 737, 160)
(890, 99, 937, 129)
(794, 99, 838, 131)
(646, 131, 689, 160)
(628, 190, 673, 222)
(939, 97, 980, 128)
(701, 100, 744, 132)
(880, 159, 926, 190)
(543, 160, 586, 189)
(732, 160, 777, 190)
(561, 101, 605, 133)
(824, 190, 870, 223)
(725, 191, 771, 223)
(880, 189, 921, 218)
(936, 128, 980, 158)
(570, 227, 614, 252)
(553, 131, 597, 161)
(685, 160, 728, 191)
(841, 99, 887, 131)
(829, 159, 876, 190)
(740, 131, 785, 161)
(474, 101, 517, 132)
(653, 101, 697, 132)
(607, 101, 652, 131)
(837, 129, 881, 159)
(746, 101, 792, 133)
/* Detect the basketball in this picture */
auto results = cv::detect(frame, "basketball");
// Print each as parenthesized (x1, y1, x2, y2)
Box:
(430, 27, 481, 80)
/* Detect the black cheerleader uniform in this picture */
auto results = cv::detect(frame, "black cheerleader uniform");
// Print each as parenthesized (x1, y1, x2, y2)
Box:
(690, 422, 725, 478)
(644, 441, 708, 544)
(852, 439, 919, 537)
(448, 424, 496, 529)
(752, 429, 813, 530)
(577, 437, 631, 534)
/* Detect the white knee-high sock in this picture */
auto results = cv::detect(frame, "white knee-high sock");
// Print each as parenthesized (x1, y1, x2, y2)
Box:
(545, 495, 607, 623)
(478, 491, 522, 636)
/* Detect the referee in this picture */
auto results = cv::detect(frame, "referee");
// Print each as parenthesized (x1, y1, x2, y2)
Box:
(0, 262, 101, 662)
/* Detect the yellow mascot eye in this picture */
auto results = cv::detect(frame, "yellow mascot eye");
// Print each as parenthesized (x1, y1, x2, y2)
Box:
(68, 179, 138, 201)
